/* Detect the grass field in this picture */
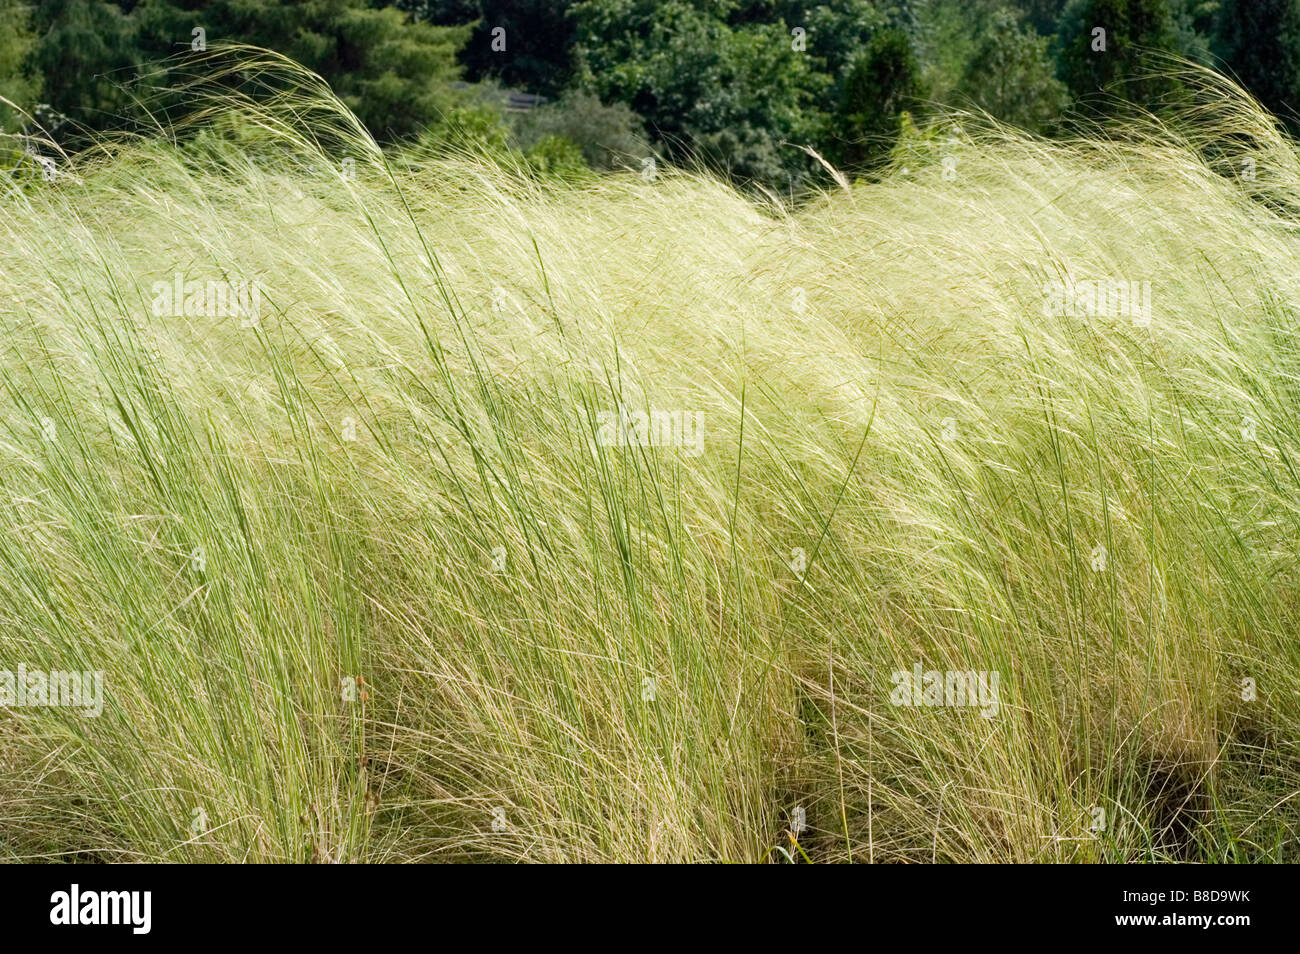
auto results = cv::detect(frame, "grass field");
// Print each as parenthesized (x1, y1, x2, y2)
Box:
(2, 60, 1300, 863)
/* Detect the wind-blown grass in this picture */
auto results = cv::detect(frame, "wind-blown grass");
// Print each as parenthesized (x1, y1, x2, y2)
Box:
(1, 55, 1299, 862)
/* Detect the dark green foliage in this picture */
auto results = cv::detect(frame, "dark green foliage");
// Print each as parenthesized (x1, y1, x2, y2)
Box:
(1021, 0, 1071, 35)
(734, 0, 889, 78)
(960, 8, 1069, 132)
(14, 0, 1300, 193)
(1056, 0, 1186, 116)
(832, 27, 924, 168)
(398, 0, 579, 98)
(1214, 0, 1300, 130)
(131, 0, 471, 140)
(1170, 0, 1217, 65)
(28, 0, 140, 139)
(571, 0, 827, 186)
(0, 0, 41, 132)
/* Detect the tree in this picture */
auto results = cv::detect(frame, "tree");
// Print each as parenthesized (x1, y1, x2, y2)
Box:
(571, 0, 820, 187)
(0, 0, 41, 132)
(130, 0, 472, 141)
(399, 0, 580, 98)
(1214, 0, 1300, 131)
(28, 0, 141, 140)
(1020, 0, 1071, 36)
(960, 8, 1069, 132)
(832, 27, 925, 169)
(1056, 0, 1186, 117)
(732, 0, 889, 79)
(915, 0, 1011, 103)
(1169, 0, 1217, 66)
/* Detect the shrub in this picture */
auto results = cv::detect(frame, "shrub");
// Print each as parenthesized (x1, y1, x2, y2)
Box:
(524, 134, 591, 180)
(513, 90, 650, 171)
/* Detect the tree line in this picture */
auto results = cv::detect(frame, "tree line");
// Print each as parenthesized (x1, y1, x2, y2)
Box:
(2, 0, 1298, 189)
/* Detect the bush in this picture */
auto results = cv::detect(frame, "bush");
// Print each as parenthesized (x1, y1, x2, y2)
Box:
(524, 134, 591, 180)
(513, 90, 649, 172)
(418, 99, 513, 159)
